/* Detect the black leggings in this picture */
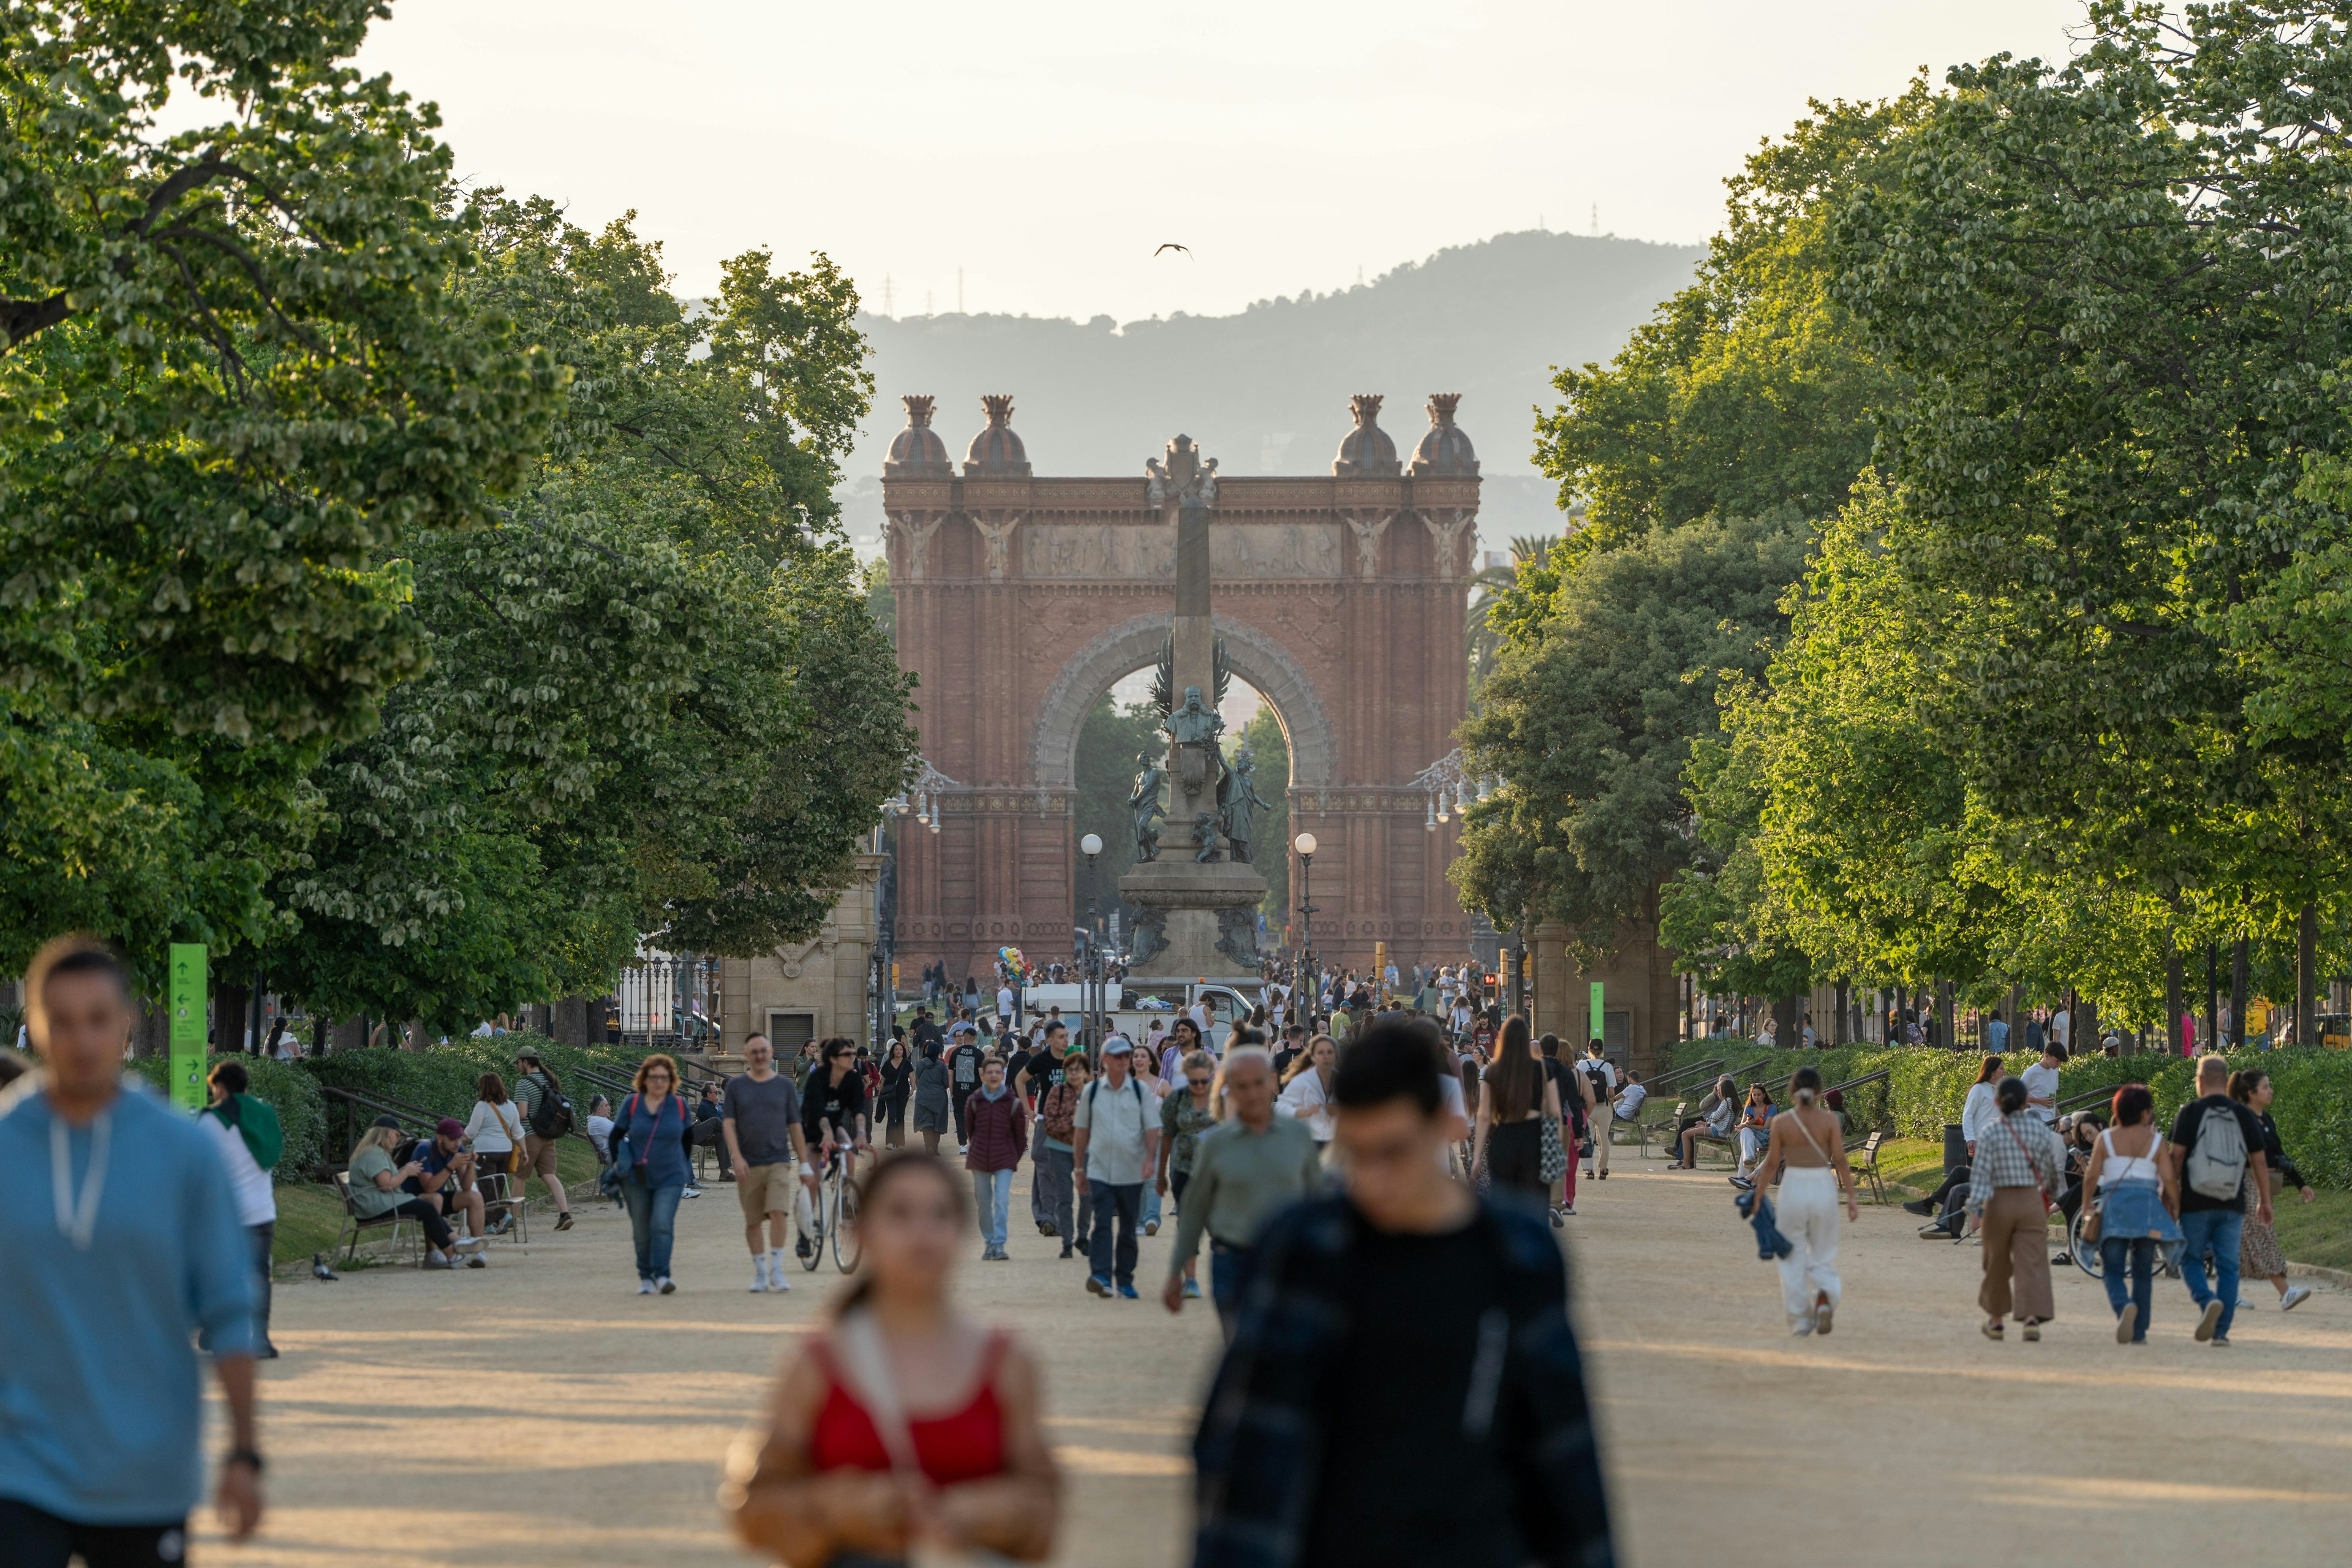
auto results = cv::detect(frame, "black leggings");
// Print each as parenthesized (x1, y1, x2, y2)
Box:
(1487, 1118, 1547, 1196)
(0, 1498, 184, 1568)
(392, 1196, 455, 1250)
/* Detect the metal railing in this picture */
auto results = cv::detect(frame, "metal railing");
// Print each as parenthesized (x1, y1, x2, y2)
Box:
(611, 953, 720, 1053)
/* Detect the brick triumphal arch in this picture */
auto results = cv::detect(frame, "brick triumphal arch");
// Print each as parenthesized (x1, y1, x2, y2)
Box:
(883, 391, 1483, 979)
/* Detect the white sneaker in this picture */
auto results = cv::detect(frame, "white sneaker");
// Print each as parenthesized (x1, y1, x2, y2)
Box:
(2282, 1284, 2313, 1311)
(636, 1279, 655, 1295)
(749, 1264, 769, 1294)
(657, 1276, 676, 1294)
(767, 1256, 791, 1292)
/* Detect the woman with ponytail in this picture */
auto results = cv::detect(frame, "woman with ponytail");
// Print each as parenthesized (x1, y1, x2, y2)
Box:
(728, 1151, 1059, 1566)
(1743, 1065, 1859, 1336)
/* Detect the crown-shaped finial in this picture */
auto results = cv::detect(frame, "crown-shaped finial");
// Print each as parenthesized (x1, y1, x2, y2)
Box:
(1426, 393, 1461, 424)
(1349, 393, 1385, 425)
(902, 394, 937, 426)
(980, 393, 1016, 426)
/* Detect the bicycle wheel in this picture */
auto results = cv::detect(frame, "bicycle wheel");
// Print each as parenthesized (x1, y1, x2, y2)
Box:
(801, 1161, 827, 1272)
(2070, 1208, 2104, 1281)
(833, 1171, 864, 1273)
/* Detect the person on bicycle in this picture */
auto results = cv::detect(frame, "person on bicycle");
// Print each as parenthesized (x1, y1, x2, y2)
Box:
(803, 1037, 873, 1187)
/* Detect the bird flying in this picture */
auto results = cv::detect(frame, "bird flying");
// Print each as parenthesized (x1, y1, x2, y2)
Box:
(1155, 243, 1191, 257)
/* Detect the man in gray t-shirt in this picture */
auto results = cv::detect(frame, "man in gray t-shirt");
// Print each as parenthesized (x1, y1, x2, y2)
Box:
(723, 1036, 812, 1292)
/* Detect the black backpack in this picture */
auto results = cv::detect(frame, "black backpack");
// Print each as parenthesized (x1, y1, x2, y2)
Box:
(527, 1071, 576, 1139)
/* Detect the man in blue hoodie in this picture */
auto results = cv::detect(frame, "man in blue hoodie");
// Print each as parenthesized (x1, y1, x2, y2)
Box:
(0, 935, 263, 1565)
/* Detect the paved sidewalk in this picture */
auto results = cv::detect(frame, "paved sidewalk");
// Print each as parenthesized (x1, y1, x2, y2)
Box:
(197, 1158, 2352, 1567)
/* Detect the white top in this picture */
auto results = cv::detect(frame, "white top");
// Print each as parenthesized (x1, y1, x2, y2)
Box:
(995, 986, 1014, 1018)
(1073, 1074, 1156, 1184)
(1583, 1057, 1618, 1093)
(1276, 1069, 1336, 1142)
(464, 1098, 525, 1153)
(586, 1114, 615, 1160)
(1436, 1074, 1469, 1171)
(1961, 1081, 2000, 1144)
(197, 1110, 276, 1226)
(1615, 1082, 1648, 1120)
(2018, 1061, 2061, 1123)
(2097, 1127, 2166, 1189)
(2049, 1009, 2071, 1047)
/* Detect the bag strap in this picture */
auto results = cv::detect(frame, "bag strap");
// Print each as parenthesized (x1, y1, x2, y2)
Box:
(1999, 1116, 2051, 1202)
(1786, 1107, 1831, 1164)
(834, 1313, 922, 1477)
(492, 1102, 521, 1145)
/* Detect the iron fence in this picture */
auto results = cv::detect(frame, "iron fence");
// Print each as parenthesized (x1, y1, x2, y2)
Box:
(611, 953, 719, 1053)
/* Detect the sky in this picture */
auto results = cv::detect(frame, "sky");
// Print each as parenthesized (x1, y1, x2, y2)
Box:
(350, 0, 2090, 325)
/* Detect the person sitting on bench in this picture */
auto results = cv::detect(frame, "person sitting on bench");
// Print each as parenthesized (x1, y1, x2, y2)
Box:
(1673, 1076, 1738, 1170)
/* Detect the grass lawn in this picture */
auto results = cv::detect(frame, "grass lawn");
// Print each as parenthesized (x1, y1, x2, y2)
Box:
(269, 1136, 606, 1272)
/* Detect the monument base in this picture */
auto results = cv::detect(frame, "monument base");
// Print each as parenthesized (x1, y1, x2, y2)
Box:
(1119, 855, 1269, 978)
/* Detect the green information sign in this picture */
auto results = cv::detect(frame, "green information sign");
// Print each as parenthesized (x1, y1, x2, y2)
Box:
(1589, 981, 1605, 1044)
(168, 943, 208, 1111)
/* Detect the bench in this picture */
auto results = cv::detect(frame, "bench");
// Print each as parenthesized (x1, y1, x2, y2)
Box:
(331, 1169, 422, 1265)
(1845, 1128, 1888, 1204)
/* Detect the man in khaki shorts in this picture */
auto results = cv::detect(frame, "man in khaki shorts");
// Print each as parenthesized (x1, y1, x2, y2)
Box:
(722, 1035, 816, 1293)
(513, 1049, 576, 1231)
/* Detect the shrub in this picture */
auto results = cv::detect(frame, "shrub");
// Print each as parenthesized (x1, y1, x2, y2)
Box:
(124, 1051, 328, 1179)
(296, 1031, 665, 1159)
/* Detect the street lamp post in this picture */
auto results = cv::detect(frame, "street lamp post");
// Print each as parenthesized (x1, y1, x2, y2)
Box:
(1294, 832, 1318, 1030)
(1079, 832, 1103, 1049)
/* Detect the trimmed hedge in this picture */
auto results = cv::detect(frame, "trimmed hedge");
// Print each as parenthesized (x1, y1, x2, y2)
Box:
(295, 1031, 662, 1161)
(1662, 1039, 2352, 1190)
(124, 1051, 329, 1180)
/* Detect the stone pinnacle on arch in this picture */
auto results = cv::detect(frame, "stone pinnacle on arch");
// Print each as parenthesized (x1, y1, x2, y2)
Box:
(884, 393, 953, 478)
(963, 393, 1031, 477)
(1408, 392, 1479, 477)
(1332, 393, 1400, 477)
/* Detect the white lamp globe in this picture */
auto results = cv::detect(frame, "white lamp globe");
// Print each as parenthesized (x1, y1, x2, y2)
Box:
(1079, 832, 1103, 856)
(1294, 832, 1317, 857)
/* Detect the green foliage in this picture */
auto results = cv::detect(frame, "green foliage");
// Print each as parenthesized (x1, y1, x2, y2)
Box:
(1237, 706, 1291, 924)
(123, 1052, 327, 1180)
(1531, 86, 1917, 564)
(1457, 513, 1812, 954)
(294, 1032, 656, 1156)
(1074, 696, 1164, 933)
(0, 3, 561, 982)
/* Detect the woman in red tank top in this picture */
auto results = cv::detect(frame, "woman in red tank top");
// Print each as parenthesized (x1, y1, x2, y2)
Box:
(728, 1152, 1058, 1565)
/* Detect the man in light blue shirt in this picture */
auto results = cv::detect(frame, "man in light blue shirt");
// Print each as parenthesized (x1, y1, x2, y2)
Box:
(1985, 1010, 2010, 1054)
(0, 937, 263, 1561)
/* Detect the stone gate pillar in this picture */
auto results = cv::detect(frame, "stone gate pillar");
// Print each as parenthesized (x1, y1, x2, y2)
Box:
(1531, 919, 1570, 1038)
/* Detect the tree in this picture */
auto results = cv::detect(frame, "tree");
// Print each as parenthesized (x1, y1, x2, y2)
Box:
(264, 200, 913, 1030)
(0, 2, 559, 981)
(1072, 696, 1164, 938)
(1457, 513, 1813, 954)
(1235, 706, 1291, 924)
(1532, 86, 1920, 562)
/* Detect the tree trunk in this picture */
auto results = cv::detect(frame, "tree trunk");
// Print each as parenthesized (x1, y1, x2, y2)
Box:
(213, 981, 249, 1054)
(2231, 938, 2248, 1047)
(1773, 996, 1798, 1050)
(2204, 944, 2218, 1056)
(1833, 979, 1850, 1045)
(554, 997, 592, 1047)
(2298, 901, 2317, 1048)
(2166, 942, 2184, 1060)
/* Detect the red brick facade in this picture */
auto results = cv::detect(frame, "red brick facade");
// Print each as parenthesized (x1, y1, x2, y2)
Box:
(882, 393, 1480, 978)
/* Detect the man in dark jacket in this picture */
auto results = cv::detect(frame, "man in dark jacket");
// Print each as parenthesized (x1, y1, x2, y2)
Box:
(1191, 1018, 1612, 1568)
(963, 1057, 1029, 1260)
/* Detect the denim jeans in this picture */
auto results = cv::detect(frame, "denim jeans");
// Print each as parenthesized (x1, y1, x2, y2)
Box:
(2100, 1235, 2157, 1341)
(622, 1175, 686, 1280)
(2177, 1205, 2245, 1338)
(1087, 1180, 1143, 1287)
(972, 1167, 1012, 1250)
(1142, 1180, 1163, 1231)
(1210, 1238, 1255, 1337)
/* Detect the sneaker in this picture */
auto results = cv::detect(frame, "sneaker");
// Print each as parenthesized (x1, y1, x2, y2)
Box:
(1729, 1176, 1755, 1191)
(1145, 1219, 1159, 1237)
(423, 1251, 453, 1270)
(486, 1215, 514, 1236)
(1561, 1204, 1576, 1216)
(2116, 1308, 2134, 1344)
(1117, 1281, 1139, 1300)
(1550, 1208, 1565, 1229)
(2212, 1335, 2233, 1346)
(2283, 1284, 2314, 1311)
(767, 1258, 791, 1292)
(657, 1276, 676, 1295)
(1038, 1221, 1057, 1237)
(636, 1279, 655, 1295)
(466, 1250, 488, 1268)
(554, 1212, 575, 1232)
(2021, 1319, 2040, 1342)
(1814, 1293, 1834, 1336)
(2051, 1253, 2071, 1267)
(1790, 1316, 1815, 1337)
(682, 1186, 703, 1199)
(1060, 1245, 1074, 1259)
(750, 1265, 769, 1294)
(1918, 1223, 1957, 1240)
(1183, 1278, 1202, 1300)
(2195, 1298, 2224, 1341)
(796, 1235, 813, 1260)
(454, 1234, 488, 1251)
(1086, 1273, 1112, 1298)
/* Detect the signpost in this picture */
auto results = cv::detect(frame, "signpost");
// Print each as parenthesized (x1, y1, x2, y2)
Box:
(168, 943, 208, 1110)
(1589, 981, 1605, 1046)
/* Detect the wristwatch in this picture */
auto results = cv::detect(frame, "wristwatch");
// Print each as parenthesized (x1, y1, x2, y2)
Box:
(226, 1447, 265, 1474)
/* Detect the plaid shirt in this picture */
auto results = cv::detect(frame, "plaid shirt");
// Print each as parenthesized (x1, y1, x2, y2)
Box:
(1967, 1110, 2064, 1212)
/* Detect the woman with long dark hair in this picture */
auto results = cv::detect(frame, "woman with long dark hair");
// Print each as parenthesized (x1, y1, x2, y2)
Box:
(728, 1152, 1059, 1566)
(880, 1038, 912, 1149)
(2231, 1069, 2316, 1312)
(1471, 1017, 1561, 1197)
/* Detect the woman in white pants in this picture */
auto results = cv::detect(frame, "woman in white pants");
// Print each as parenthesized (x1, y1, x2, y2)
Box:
(1747, 1066, 1859, 1336)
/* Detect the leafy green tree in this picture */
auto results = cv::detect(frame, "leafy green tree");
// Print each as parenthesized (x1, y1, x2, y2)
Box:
(0, 2, 560, 981)
(1532, 87, 1919, 561)
(1235, 706, 1291, 924)
(1457, 513, 1812, 954)
(1072, 696, 1164, 936)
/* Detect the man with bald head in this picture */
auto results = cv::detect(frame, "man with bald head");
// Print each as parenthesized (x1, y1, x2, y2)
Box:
(1163, 1037, 1325, 1333)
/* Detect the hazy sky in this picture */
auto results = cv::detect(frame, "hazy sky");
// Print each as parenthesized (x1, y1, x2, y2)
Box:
(353, 1, 2087, 324)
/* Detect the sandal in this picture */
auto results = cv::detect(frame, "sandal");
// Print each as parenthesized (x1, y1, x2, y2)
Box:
(1980, 1318, 2003, 1341)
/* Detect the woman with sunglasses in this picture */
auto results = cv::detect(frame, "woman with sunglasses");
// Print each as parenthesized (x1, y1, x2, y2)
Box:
(1156, 1050, 1219, 1301)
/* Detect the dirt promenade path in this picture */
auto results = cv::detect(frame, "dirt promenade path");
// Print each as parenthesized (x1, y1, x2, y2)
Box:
(197, 1157, 2352, 1567)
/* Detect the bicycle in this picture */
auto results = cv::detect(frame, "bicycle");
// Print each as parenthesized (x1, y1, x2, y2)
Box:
(2068, 1204, 2182, 1281)
(799, 1141, 866, 1275)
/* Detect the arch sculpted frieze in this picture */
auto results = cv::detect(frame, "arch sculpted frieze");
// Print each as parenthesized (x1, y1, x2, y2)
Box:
(1031, 611, 1335, 794)
(1020, 520, 1341, 580)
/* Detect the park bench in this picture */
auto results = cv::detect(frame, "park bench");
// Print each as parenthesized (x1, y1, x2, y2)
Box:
(1844, 1129, 1888, 1204)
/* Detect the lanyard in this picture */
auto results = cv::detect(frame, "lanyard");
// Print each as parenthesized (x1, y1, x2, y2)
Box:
(51, 1109, 112, 1251)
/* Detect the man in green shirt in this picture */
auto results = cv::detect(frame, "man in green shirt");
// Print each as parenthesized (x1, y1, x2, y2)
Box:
(1161, 1048, 1324, 1332)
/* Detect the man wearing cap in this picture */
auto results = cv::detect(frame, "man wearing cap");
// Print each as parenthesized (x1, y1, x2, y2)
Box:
(408, 1118, 491, 1263)
(1072, 1036, 1159, 1300)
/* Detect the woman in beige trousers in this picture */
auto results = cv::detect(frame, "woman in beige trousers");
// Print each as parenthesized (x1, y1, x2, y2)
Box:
(1966, 1076, 2067, 1341)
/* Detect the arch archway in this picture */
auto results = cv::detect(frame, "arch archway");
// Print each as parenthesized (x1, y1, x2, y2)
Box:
(1031, 612, 1334, 796)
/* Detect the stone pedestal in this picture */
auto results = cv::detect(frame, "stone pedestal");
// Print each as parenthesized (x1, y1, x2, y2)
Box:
(1120, 855, 1268, 981)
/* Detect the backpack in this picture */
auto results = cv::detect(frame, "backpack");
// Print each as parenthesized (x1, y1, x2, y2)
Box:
(527, 1071, 576, 1139)
(2185, 1101, 2249, 1202)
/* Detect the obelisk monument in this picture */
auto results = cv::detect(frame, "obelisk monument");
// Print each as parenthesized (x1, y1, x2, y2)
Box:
(1120, 435, 1268, 979)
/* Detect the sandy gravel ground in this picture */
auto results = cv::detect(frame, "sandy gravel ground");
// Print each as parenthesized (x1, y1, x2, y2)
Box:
(194, 1155, 2352, 1567)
